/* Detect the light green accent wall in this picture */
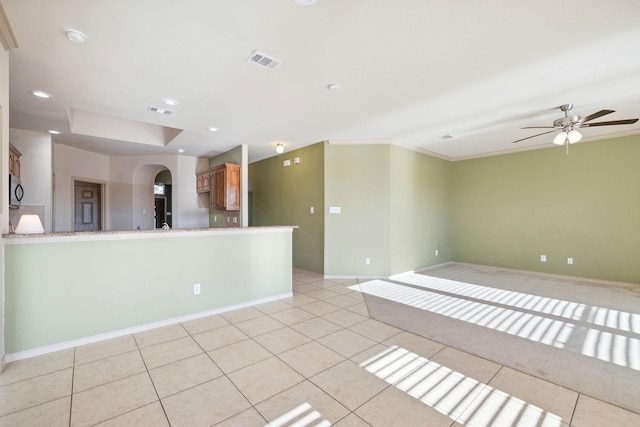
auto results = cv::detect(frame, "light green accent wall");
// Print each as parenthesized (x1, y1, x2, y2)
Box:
(4, 230, 292, 353)
(451, 134, 640, 284)
(324, 144, 391, 276)
(208, 146, 242, 168)
(249, 142, 325, 273)
(390, 146, 452, 273)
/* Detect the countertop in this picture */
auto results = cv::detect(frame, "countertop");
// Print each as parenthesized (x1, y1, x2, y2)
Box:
(2, 226, 297, 244)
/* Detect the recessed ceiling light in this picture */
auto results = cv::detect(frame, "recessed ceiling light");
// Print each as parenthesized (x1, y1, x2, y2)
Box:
(65, 29, 87, 43)
(30, 90, 52, 99)
(294, 0, 317, 5)
(327, 83, 340, 91)
(207, 127, 219, 132)
(48, 130, 61, 135)
(163, 98, 179, 106)
(177, 149, 185, 153)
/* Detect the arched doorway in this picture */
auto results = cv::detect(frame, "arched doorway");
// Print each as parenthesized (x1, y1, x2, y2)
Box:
(132, 164, 173, 230)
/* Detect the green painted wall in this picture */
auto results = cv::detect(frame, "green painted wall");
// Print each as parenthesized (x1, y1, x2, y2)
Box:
(324, 144, 392, 276)
(249, 142, 325, 273)
(323, 144, 452, 277)
(390, 146, 452, 273)
(208, 146, 242, 168)
(451, 134, 640, 284)
(4, 230, 292, 353)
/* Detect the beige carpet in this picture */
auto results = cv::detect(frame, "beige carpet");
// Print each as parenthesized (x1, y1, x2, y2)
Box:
(355, 263, 640, 414)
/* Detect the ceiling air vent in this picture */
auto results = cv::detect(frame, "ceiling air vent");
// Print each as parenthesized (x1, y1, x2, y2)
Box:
(147, 106, 173, 115)
(247, 51, 283, 70)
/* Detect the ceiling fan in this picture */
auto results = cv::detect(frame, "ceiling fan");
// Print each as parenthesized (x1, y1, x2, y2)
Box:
(513, 104, 639, 146)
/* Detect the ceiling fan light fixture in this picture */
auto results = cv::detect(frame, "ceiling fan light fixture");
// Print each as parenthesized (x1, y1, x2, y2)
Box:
(553, 131, 567, 145)
(567, 129, 582, 144)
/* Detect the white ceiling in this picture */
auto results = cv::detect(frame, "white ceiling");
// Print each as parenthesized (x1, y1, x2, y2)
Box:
(3, 0, 640, 162)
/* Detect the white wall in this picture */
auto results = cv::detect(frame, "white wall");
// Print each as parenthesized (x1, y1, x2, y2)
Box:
(175, 155, 209, 229)
(1, 48, 9, 234)
(110, 155, 177, 230)
(52, 144, 109, 232)
(9, 129, 53, 231)
(133, 164, 166, 230)
(0, 41, 10, 370)
(52, 147, 208, 231)
(109, 154, 208, 231)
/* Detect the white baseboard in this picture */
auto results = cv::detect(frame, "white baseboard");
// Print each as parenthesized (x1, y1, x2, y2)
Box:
(5, 292, 293, 363)
(443, 261, 640, 290)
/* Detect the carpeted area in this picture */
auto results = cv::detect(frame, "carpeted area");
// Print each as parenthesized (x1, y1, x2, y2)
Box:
(353, 263, 640, 414)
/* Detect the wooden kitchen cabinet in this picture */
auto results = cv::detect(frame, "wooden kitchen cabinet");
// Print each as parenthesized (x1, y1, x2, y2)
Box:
(210, 163, 240, 211)
(196, 171, 210, 193)
(9, 144, 21, 178)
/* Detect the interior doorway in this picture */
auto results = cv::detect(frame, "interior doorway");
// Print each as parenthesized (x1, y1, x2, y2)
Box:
(154, 170, 172, 228)
(74, 181, 102, 231)
(154, 197, 167, 229)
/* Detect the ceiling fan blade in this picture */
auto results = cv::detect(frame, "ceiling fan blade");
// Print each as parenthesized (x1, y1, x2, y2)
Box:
(579, 109, 615, 123)
(581, 118, 639, 127)
(521, 126, 556, 129)
(512, 130, 557, 143)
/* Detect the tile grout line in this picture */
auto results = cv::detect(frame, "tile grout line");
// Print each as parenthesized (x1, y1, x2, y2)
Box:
(68, 347, 76, 427)
(184, 319, 270, 425)
(132, 332, 173, 427)
(568, 393, 581, 426)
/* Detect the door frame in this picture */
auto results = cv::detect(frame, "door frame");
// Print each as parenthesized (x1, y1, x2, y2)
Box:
(71, 177, 107, 231)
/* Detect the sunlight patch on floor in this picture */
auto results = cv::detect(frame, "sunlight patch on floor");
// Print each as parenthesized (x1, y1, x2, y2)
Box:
(360, 345, 565, 426)
(350, 280, 640, 370)
(265, 402, 331, 427)
(393, 272, 640, 333)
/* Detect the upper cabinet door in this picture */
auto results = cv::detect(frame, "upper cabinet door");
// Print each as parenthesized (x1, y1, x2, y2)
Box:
(209, 163, 240, 211)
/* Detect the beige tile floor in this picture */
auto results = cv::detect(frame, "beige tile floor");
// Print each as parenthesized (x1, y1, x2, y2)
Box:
(1, 269, 639, 426)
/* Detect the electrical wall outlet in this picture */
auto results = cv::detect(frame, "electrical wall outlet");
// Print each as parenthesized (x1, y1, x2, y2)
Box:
(193, 284, 201, 295)
(435, 249, 439, 256)
(567, 258, 573, 265)
(365, 257, 371, 265)
(310, 206, 314, 214)
(540, 255, 547, 262)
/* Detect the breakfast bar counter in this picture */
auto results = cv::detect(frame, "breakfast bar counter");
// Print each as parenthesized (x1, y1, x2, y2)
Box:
(3, 226, 295, 359)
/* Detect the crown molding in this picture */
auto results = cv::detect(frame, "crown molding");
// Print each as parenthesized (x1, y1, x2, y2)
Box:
(0, 3, 17, 51)
(327, 139, 453, 161)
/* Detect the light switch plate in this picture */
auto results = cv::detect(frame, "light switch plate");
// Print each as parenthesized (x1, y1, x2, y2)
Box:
(329, 206, 341, 214)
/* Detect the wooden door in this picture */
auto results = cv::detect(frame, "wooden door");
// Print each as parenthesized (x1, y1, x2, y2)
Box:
(74, 181, 102, 232)
(226, 164, 240, 210)
(214, 168, 226, 208)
